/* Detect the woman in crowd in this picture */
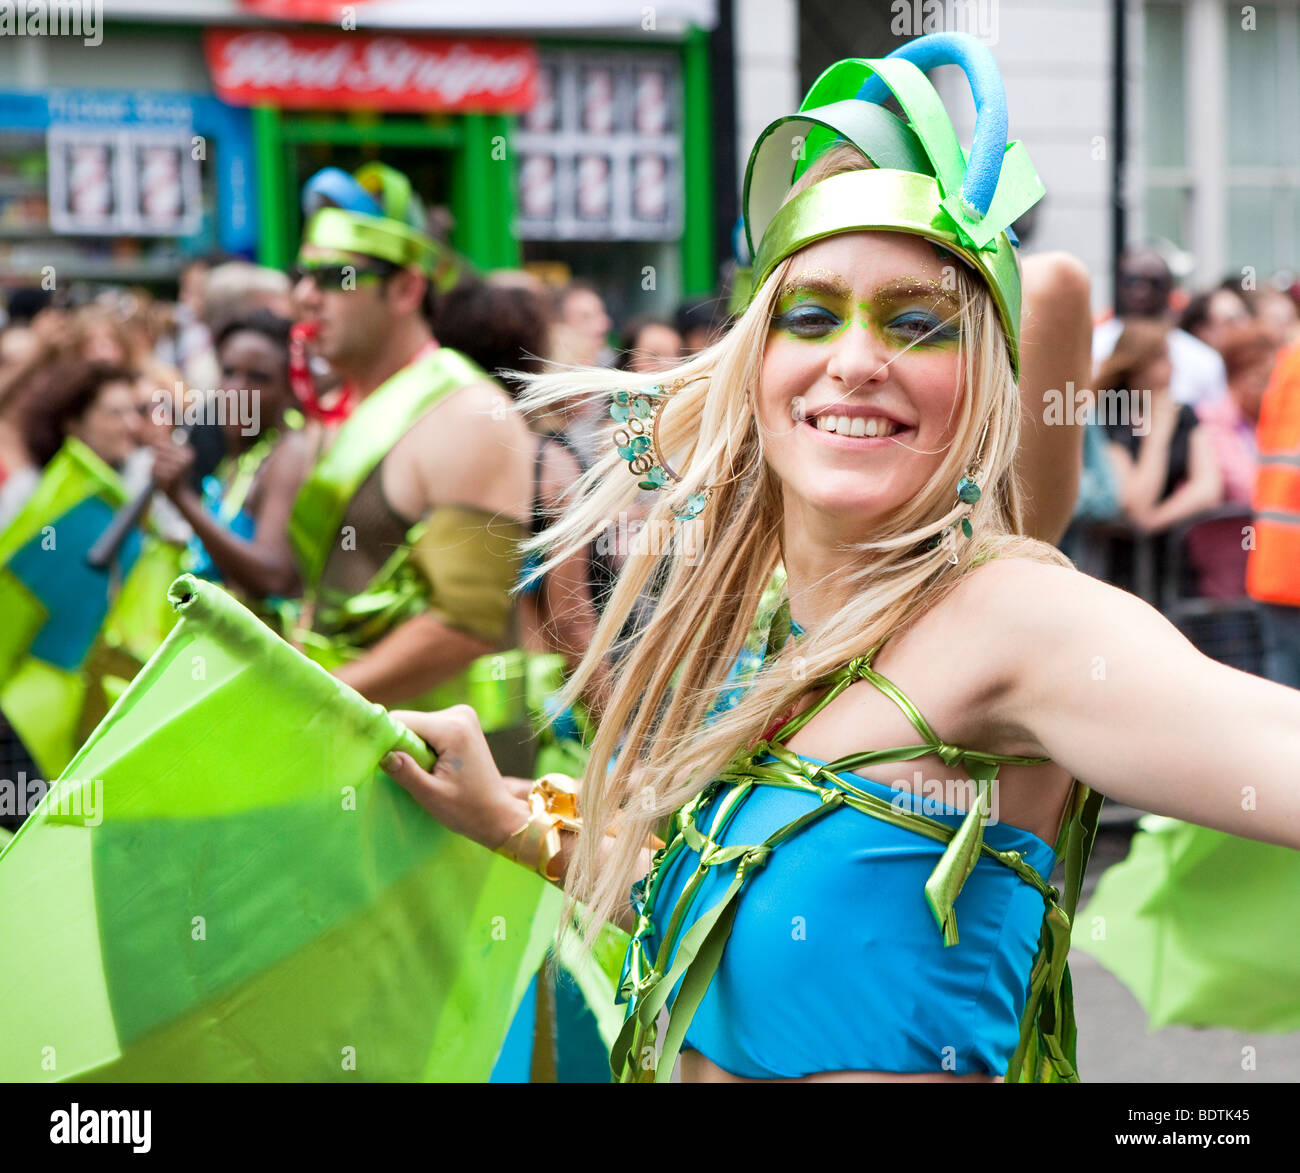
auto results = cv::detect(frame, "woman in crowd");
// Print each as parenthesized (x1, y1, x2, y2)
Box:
(0, 360, 140, 529)
(1186, 320, 1277, 598)
(616, 316, 683, 374)
(1099, 319, 1223, 536)
(148, 309, 310, 603)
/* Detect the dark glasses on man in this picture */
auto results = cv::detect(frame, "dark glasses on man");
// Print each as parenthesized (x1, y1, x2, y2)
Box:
(289, 260, 396, 290)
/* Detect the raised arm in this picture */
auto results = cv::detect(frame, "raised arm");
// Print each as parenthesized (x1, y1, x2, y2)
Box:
(985, 559, 1300, 847)
(1015, 252, 1092, 544)
(152, 428, 310, 598)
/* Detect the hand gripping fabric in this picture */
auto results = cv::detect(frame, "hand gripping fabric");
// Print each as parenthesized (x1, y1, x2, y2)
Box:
(610, 646, 1103, 1084)
(742, 32, 1044, 375)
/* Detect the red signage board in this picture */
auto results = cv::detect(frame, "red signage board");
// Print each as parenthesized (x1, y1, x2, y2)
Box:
(237, 0, 379, 18)
(204, 29, 537, 112)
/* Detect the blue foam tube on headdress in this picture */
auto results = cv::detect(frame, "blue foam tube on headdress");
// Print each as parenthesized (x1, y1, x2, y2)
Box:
(855, 32, 1007, 218)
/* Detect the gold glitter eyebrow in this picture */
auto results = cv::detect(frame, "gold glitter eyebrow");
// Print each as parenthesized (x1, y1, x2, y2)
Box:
(869, 278, 961, 306)
(777, 269, 852, 300)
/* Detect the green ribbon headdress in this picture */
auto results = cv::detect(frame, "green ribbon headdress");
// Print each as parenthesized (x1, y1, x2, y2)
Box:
(742, 32, 1045, 375)
(300, 162, 464, 293)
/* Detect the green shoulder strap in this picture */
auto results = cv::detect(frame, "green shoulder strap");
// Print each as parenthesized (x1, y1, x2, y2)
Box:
(288, 347, 488, 589)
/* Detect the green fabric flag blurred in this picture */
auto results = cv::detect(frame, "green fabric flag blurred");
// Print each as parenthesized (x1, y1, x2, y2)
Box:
(1073, 815, 1300, 1032)
(0, 574, 556, 1081)
(0, 437, 182, 779)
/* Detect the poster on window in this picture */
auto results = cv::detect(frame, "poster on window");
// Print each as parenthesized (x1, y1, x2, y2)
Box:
(521, 62, 559, 133)
(513, 50, 682, 241)
(519, 152, 558, 221)
(631, 152, 671, 224)
(48, 126, 202, 237)
(575, 154, 612, 224)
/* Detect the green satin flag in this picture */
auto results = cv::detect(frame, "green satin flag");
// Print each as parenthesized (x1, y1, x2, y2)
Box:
(1073, 815, 1300, 1032)
(0, 575, 554, 1081)
(0, 438, 183, 778)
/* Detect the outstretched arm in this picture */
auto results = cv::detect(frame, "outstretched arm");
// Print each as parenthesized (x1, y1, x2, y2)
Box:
(986, 560, 1300, 847)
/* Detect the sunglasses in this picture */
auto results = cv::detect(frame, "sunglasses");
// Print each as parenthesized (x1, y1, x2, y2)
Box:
(289, 260, 397, 291)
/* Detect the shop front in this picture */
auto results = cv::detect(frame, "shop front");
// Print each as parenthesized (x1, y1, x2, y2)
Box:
(0, 85, 255, 290)
(203, 28, 534, 275)
(4, 2, 719, 309)
(202, 21, 715, 315)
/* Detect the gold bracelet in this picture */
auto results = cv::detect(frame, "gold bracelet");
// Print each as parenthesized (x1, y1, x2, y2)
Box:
(496, 774, 665, 882)
(496, 775, 577, 882)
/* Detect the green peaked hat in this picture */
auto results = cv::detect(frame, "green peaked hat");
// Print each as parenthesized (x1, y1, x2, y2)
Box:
(742, 33, 1045, 375)
(299, 162, 466, 293)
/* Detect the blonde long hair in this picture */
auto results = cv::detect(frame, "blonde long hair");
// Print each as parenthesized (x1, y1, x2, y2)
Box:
(510, 144, 1068, 945)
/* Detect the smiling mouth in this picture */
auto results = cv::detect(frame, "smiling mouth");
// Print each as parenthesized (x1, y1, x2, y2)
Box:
(807, 414, 908, 439)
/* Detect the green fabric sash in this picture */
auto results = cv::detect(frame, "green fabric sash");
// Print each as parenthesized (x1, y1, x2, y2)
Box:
(611, 650, 1102, 1084)
(1073, 815, 1300, 1033)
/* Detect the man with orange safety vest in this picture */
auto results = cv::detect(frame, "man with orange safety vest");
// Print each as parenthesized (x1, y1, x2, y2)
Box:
(1247, 342, 1300, 687)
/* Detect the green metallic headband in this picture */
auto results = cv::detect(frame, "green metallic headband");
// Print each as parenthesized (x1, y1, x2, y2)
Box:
(300, 207, 460, 293)
(741, 35, 1045, 376)
(751, 168, 1023, 372)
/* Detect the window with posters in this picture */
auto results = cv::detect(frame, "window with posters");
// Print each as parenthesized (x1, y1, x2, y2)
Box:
(514, 49, 683, 242)
(47, 126, 203, 238)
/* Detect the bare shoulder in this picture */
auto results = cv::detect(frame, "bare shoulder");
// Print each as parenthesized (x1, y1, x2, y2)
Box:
(390, 378, 532, 517)
(930, 554, 1206, 723)
(410, 378, 526, 440)
(934, 555, 1162, 662)
(262, 424, 317, 485)
(879, 555, 1157, 718)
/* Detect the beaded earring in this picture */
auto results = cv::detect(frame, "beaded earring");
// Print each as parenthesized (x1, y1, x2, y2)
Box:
(929, 419, 989, 560)
(610, 381, 711, 521)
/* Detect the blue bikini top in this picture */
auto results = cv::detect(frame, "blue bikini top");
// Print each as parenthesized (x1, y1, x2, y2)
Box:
(611, 598, 1102, 1083)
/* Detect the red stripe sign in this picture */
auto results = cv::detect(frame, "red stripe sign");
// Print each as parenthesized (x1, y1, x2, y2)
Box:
(204, 29, 537, 112)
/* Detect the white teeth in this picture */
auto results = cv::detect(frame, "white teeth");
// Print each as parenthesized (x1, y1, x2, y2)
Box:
(814, 414, 901, 437)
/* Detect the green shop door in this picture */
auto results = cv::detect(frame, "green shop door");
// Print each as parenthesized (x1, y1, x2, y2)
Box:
(252, 109, 519, 274)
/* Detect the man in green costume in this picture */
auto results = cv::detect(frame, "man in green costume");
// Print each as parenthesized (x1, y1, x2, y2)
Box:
(277, 164, 538, 776)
